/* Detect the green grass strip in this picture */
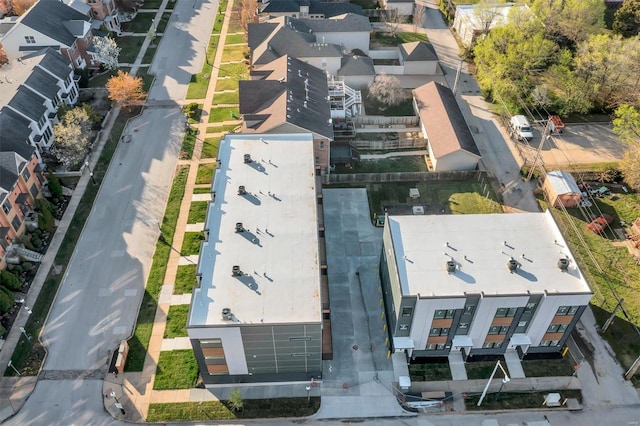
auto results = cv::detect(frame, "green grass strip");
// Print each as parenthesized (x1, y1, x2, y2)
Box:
(164, 304, 189, 338)
(153, 349, 199, 390)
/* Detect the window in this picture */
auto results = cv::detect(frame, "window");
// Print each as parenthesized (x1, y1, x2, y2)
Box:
(515, 320, 528, 333)
(495, 308, 509, 317)
(401, 307, 413, 317)
(547, 324, 560, 333)
(558, 324, 569, 333)
(500, 326, 509, 334)
(75, 57, 83, 67)
(30, 183, 38, 198)
(315, 156, 320, 165)
(24, 36, 36, 44)
(482, 342, 493, 349)
(494, 341, 502, 348)
(441, 327, 450, 335)
(399, 324, 409, 331)
(568, 306, 579, 315)
(488, 325, 500, 335)
(447, 309, 455, 318)
(556, 306, 569, 315)
(524, 302, 536, 313)
(2, 200, 11, 214)
(291, 353, 312, 357)
(319, 140, 325, 150)
(464, 305, 475, 314)
(550, 340, 560, 346)
(436, 344, 445, 350)
(434, 310, 446, 319)
(426, 344, 435, 350)
(507, 308, 518, 317)
(289, 337, 311, 341)
(540, 340, 551, 347)
(21, 167, 31, 181)
(430, 327, 442, 336)
(11, 215, 21, 231)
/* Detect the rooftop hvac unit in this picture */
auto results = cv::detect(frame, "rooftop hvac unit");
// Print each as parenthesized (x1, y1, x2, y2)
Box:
(235, 222, 245, 233)
(446, 260, 456, 273)
(507, 258, 519, 273)
(222, 308, 233, 320)
(557, 257, 569, 271)
(244, 154, 252, 163)
(238, 185, 247, 195)
(232, 265, 242, 276)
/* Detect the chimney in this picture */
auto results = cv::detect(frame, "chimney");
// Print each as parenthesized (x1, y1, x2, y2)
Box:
(238, 185, 247, 195)
(244, 154, 252, 163)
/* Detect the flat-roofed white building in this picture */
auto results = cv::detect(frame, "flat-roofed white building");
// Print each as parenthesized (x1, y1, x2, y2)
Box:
(380, 211, 592, 361)
(187, 133, 324, 385)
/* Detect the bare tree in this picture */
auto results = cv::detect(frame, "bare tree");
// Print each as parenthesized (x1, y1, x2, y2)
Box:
(237, 0, 257, 39)
(473, 0, 506, 37)
(51, 107, 95, 169)
(381, 8, 407, 38)
(0, 43, 8, 67)
(0, 0, 12, 15)
(12, 0, 35, 15)
(367, 73, 407, 108)
(413, 4, 426, 33)
(114, 0, 143, 13)
(93, 36, 121, 70)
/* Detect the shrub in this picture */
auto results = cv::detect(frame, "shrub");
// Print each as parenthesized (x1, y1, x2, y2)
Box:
(12, 265, 23, 274)
(0, 324, 6, 337)
(31, 236, 43, 248)
(184, 102, 199, 119)
(0, 270, 23, 291)
(47, 174, 63, 199)
(0, 286, 14, 314)
(36, 198, 55, 231)
(22, 262, 33, 271)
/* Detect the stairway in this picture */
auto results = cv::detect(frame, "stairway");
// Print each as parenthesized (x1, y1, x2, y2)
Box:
(14, 245, 44, 263)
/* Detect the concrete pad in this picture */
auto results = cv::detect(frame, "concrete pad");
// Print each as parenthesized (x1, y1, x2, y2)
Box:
(504, 349, 525, 379)
(191, 194, 212, 202)
(178, 255, 199, 265)
(170, 294, 192, 305)
(448, 351, 468, 380)
(185, 223, 204, 232)
(160, 337, 192, 351)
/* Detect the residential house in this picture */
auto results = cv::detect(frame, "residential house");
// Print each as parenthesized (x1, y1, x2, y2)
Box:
(248, 14, 371, 75)
(412, 82, 480, 171)
(187, 133, 327, 385)
(543, 170, 582, 208)
(0, 0, 99, 69)
(398, 42, 438, 75)
(380, 211, 593, 361)
(65, 0, 121, 34)
(336, 53, 375, 89)
(0, 48, 79, 161)
(379, 0, 415, 16)
(260, 0, 364, 19)
(0, 140, 45, 270)
(453, 2, 529, 47)
(239, 55, 333, 172)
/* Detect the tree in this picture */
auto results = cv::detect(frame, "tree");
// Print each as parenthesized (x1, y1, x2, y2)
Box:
(114, 0, 143, 13)
(237, 0, 257, 39)
(473, 0, 506, 37)
(0, 270, 22, 291)
(381, 8, 406, 38)
(619, 146, 640, 190)
(51, 107, 94, 168)
(106, 70, 146, 109)
(0, 43, 8, 67)
(412, 4, 426, 33)
(93, 36, 121, 70)
(613, 104, 640, 145)
(12, 0, 35, 15)
(613, 0, 640, 37)
(0, 0, 12, 15)
(228, 389, 244, 412)
(367, 73, 406, 108)
(531, 0, 605, 45)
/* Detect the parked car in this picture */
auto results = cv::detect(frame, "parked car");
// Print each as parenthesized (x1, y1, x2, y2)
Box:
(509, 115, 534, 142)
(587, 214, 614, 233)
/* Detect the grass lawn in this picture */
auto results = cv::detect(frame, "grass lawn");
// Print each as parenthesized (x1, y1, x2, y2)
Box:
(465, 390, 582, 410)
(206, 125, 237, 134)
(174, 264, 198, 294)
(88, 67, 130, 88)
(140, 0, 164, 8)
(156, 12, 172, 33)
(219, 62, 246, 75)
(188, 201, 208, 224)
(362, 89, 415, 116)
(465, 360, 509, 380)
(213, 14, 224, 33)
(331, 180, 501, 219)
(5, 107, 142, 376)
(196, 163, 216, 184)
(228, 17, 243, 33)
(185, 35, 219, 99)
(521, 355, 575, 377)
(209, 106, 239, 122)
(193, 186, 211, 194)
(221, 45, 247, 62)
(153, 350, 199, 390)
(142, 43, 158, 64)
(124, 166, 189, 372)
(137, 67, 154, 93)
(225, 33, 246, 44)
(181, 232, 205, 255)
(117, 36, 145, 63)
(212, 92, 239, 105)
(202, 138, 221, 159)
(215, 78, 238, 91)
(409, 363, 452, 381)
(123, 11, 154, 33)
(371, 31, 429, 47)
(181, 128, 197, 160)
(147, 397, 321, 421)
(164, 305, 189, 338)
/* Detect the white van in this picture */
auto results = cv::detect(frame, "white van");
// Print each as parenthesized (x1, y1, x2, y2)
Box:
(509, 115, 534, 141)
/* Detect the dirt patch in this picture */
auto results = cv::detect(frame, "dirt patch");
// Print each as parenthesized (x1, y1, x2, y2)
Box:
(78, 89, 112, 117)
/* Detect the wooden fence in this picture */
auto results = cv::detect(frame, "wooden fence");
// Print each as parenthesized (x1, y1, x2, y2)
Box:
(354, 115, 419, 126)
(328, 170, 485, 183)
(352, 138, 427, 150)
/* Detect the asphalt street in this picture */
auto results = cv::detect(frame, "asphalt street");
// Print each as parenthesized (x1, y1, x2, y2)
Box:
(5, 0, 217, 423)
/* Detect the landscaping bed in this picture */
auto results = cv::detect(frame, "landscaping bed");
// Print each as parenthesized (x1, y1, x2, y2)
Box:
(464, 390, 582, 411)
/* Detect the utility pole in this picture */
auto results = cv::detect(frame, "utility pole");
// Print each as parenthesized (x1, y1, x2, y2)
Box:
(624, 354, 640, 381)
(527, 118, 553, 181)
(477, 360, 510, 406)
(452, 59, 463, 96)
(601, 298, 624, 333)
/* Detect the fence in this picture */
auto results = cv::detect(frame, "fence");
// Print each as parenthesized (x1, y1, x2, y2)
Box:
(374, 65, 405, 75)
(352, 138, 427, 150)
(328, 170, 485, 184)
(369, 48, 399, 60)
(354, 115, 419, 126)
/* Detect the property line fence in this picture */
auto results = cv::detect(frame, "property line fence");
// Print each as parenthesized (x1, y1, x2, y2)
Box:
(354, 115, 419, 126)
(352, 138, 427, 150)
(328, 170, 486, 183)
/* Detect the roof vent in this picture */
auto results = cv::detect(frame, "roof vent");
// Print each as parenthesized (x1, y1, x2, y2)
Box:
(244, 154, 252, 163)
(222, 308, 233, 320)
(232, 265, 242, 276)
(235, 222, 245, 233)
(278, 77, 285, 83)
(557, 257, 569, 271)
(507, 258, 519, 273)
(238, 185, 247, 195)
(446, 260, 456, 274)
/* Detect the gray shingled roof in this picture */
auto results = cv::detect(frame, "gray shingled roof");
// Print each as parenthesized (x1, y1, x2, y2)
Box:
(261, 0, 363, 17)
(20, 0, 90, 47)
(24, 67, 61, 100)
(399, 41, 439, 62)
(239, 56, 332, 140)
(338, 54, 375, 76)
(7, 89, 47, 122)
(248, 22, 279, 50)
(0, 109, 36, 160)
(36, 48, 74, 80)
(0, 152, 25, 194)
(412, 82, 480, 158)
(297, 13, 370, 32)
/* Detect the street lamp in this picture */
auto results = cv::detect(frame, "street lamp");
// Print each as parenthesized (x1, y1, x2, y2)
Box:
(18, 327, 31, 344)
(85, 161, 96, 185)
(110, 391, 126, 415)
(7, 360, 21, 376)
(305, 385, 311, 407)
(477, 360, 510, 406)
